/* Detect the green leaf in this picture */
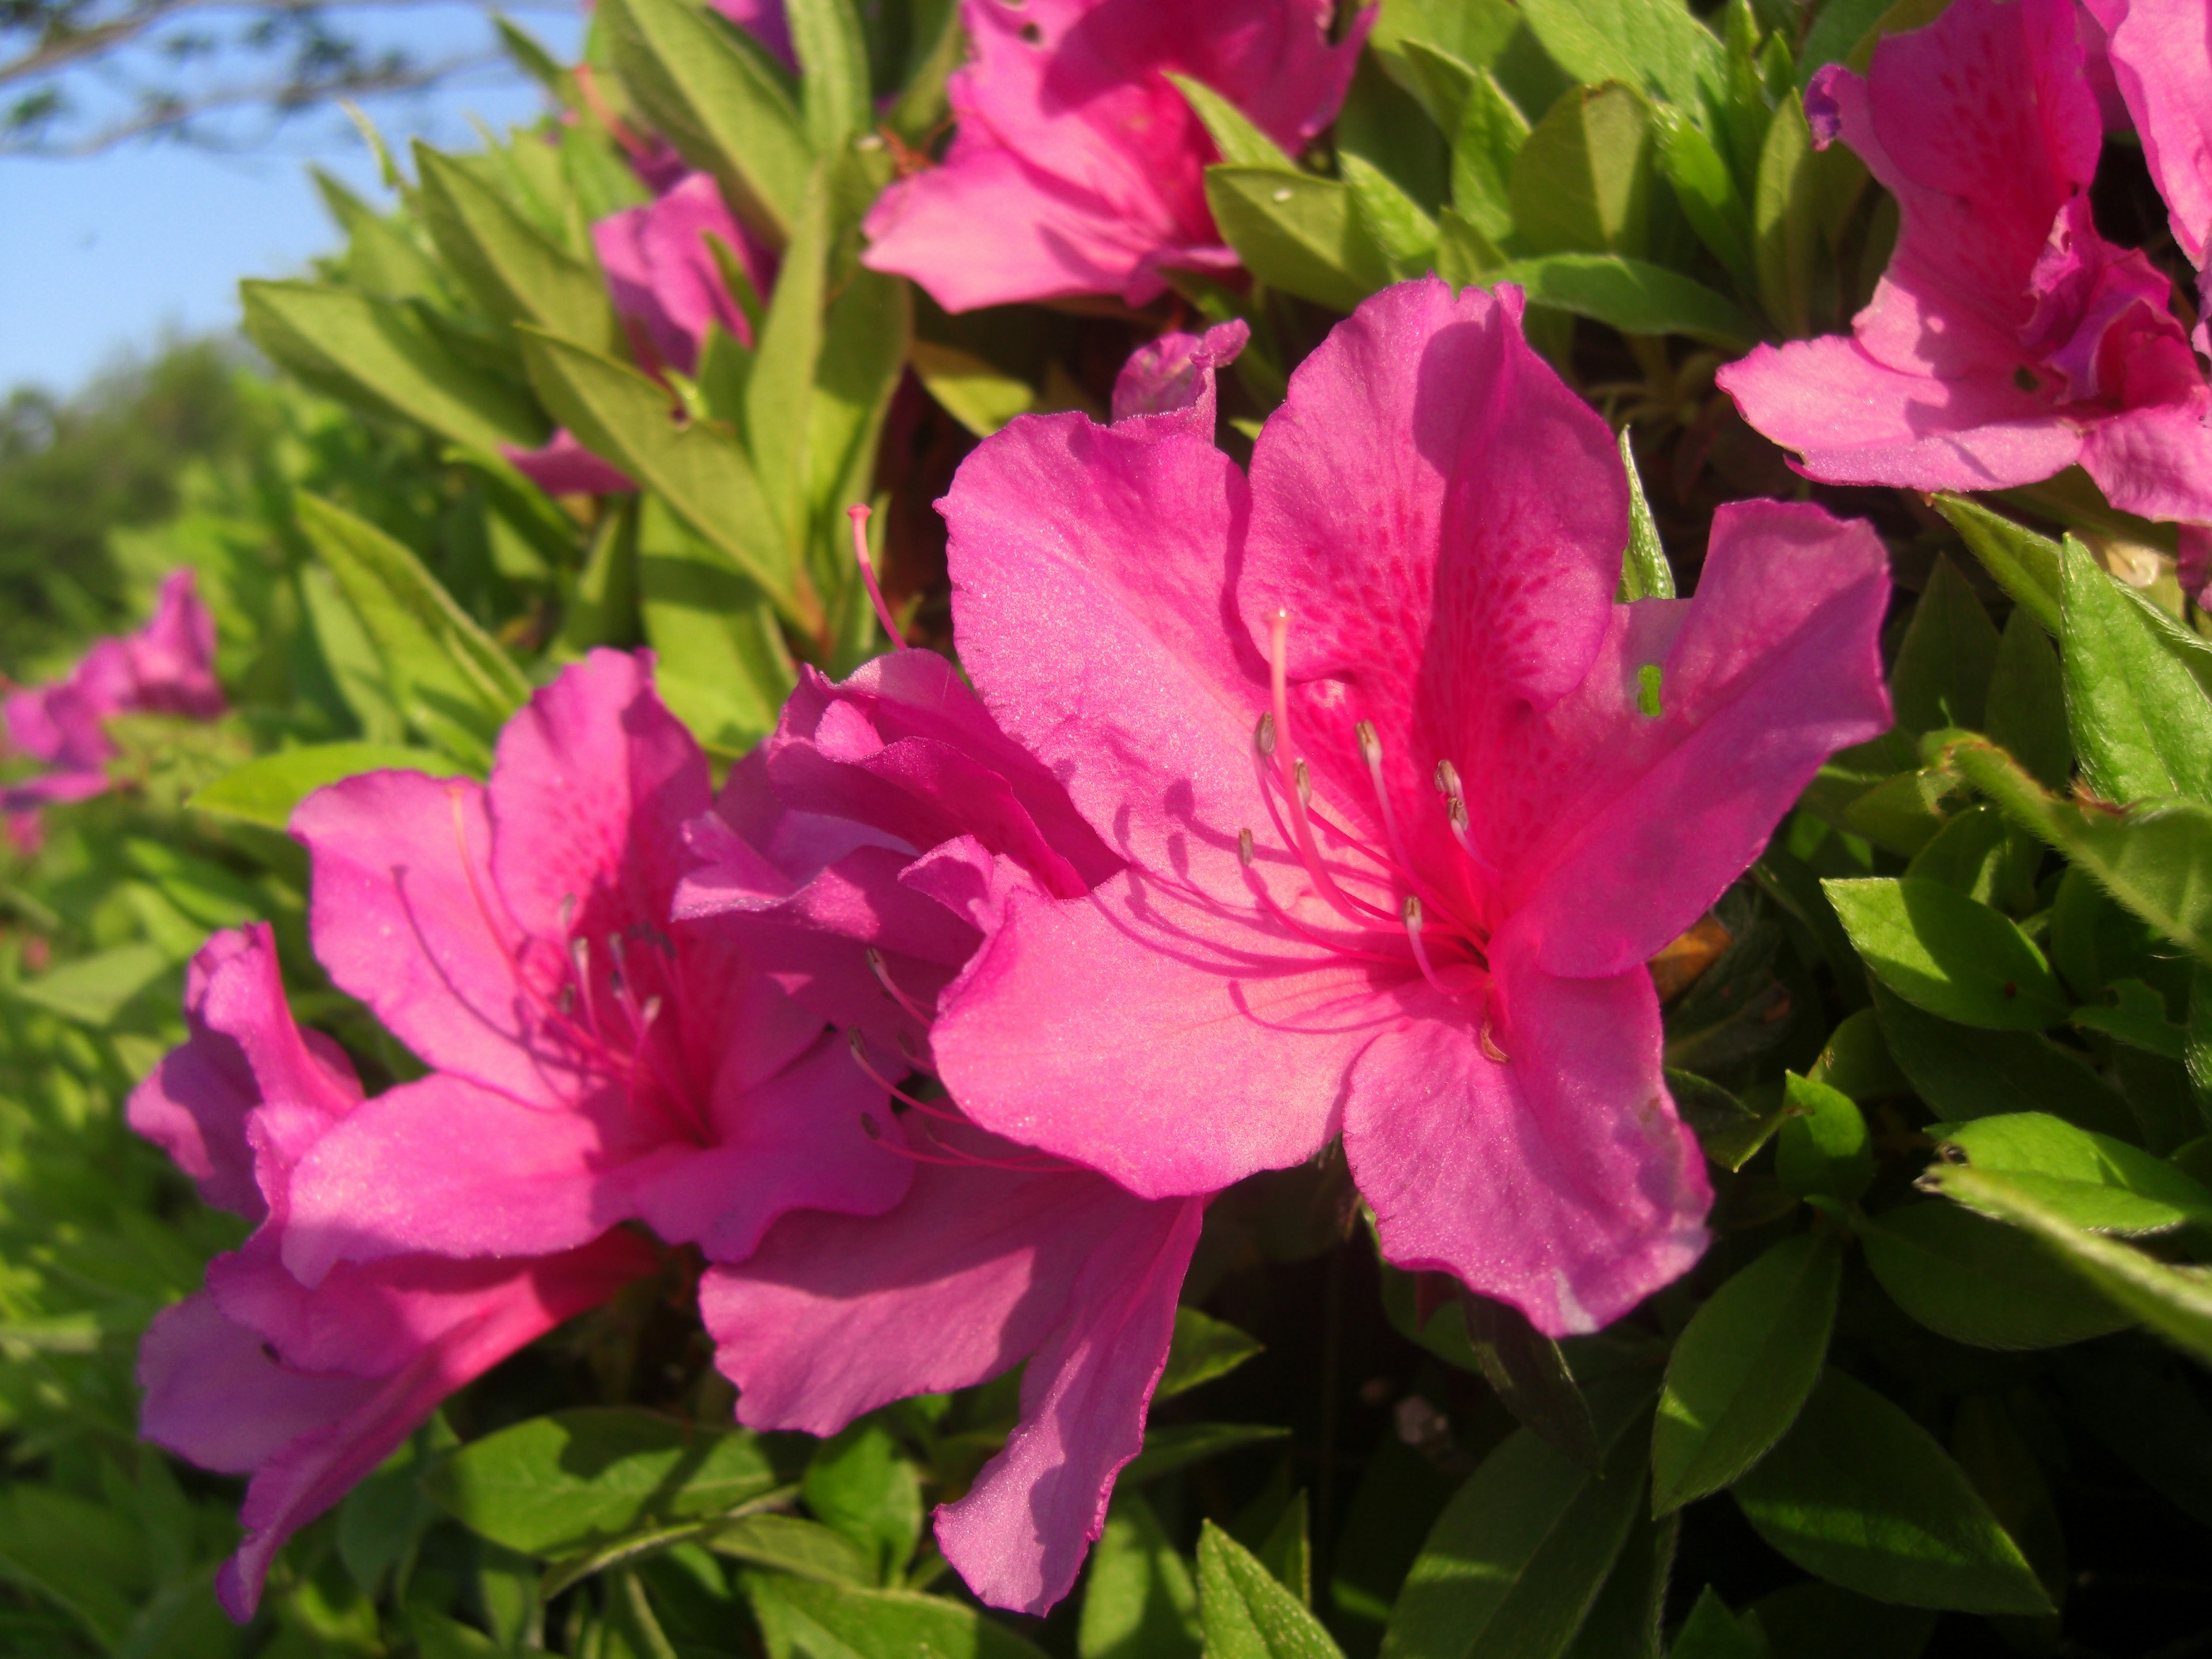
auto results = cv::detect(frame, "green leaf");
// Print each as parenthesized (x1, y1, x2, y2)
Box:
(747, 1574, 1051, 1659)
(744, 169, 828, 552)
(802, 1421, 921, 1585)
(1744, 1582, 1937, 1659)
(1166, 72, 1296, 168)
(1732, 1369, 2052, 1615)
(1870, 980, 2137, 1139)
(1986, 607, 2072, 790)
(1437, 206, 1508, 287)
(294, 493, 531, 759)
(1123, 1423, 1291, 1485)
(1891, 556, 1999, 734)
(1343, 153, 1442, 278)
(1824, 876, 2067, 1030)
(786, 0, 870, 151)
(1509, 84, 1656, 257)
(1859, 1201, 2134, 1349)
(1483, 254, 1756, 349)
(909, 343, 1035, 438)
(1381, 1389, 1650, 1659)
(1931, 494, 2062, 635)
(1204, 168, 1393, 312)
(2061, 535, 2212, 805)
(1774, 1073, 1874, 1200)
(424, 1409, 797, 1558)
(414, 143, 621, 353)
(1944, 735, 2212, 967)
(1650, 101, 1756, 298)
(1449, 67, 1532, 242)
(2074, 975, 2190, 1059)
(517, 327, 818, 634)
(1752, 91, 1817, 336)
(300, 561, 406, 744)
(1808, 1006, 1908, 1099)
(1198, 1521, 1345, 1659)
(1078, 1492, 1201, 1659)
(637, 484, 795, 757)
(1457, 1290, 1601, 1469)
(1158, 1307, 1265, 1402)
(1517, 0, 1721, 111)
(707, 1513, 873, 1585)
(1653, 1232, 1842, 1514)
(1919, 1161, 2212, 1365)
(1616, 429, 1675, 601)
(1904, 801, 2032, 909)
(188, 743, 468, 829)
(601, 0, 811, 246)
(0, 1485, 146, 1648)
(241, 281, 546, 454)
(7, 942, 173, 1027)
(1255, 1491, 1313, 1607)
(1560, 1505, 1675, 1659)
(1666, 1589, 1760, 1659)
(807, 266, 913, 616)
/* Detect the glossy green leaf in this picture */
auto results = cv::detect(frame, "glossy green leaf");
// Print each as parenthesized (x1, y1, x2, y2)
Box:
(1560, 1505, 1675, 1659)
(1381, 1390, 1649, 1659)
(1944, 735, 2212, 966)
(424, 1409, 796, 1558)
(1653, 1232, 1840, 1513)
(1931, 494, 2062, 634)
(1199, 1521, 1345, 1659)
(908, 342, 1035, 437)
(1919, 1161, 2212, 1364)
(743, 169, 827, 551)
(1158, 1307, 1265, 1402)
(2061, 535, 2212, 805)
(1651, 104, 1755, 293)
(802, 1422, 921, 1585)
(601, 0, 810, 246)
(1775, 1073, 1873, 1200)
(1870, 980, 2137, 1139)
(1752, 89, 1818, 336)
(1343, 153, 1442, 278)
(1205, 168, 1392, 312)
(1745, 1582, 1935, 1659)
(414, 143, 621, 353)
(707, 1513, 872, 1586)
(1732, 1369, 2051, 1615)
(2074, 975, 2188, 1058)
(188, 743, 468, 829)
(1903, 802, 2031, 910)
(1459, 1290, 1601, 1469)
(0, 1486, 145, 1648)
(1078, 1493, 1201, 1659)
(241, 281, 546, 454)
(1166, 72, 1296, 169)
(1860, 1201, 2134, 1349)
(9, 942, 172, 1029)
(1807, 1006, 1908, 1100)
(1449, 66, 1531, 241)
(1510, 84, 1656, 257)
(1123, 1423, 1291, 1485)
(1483, 253, 1755, 348)
(1518, 0, 1721, 111)
(747, 1574, 1051, 1659)
(1824, 876, 2067, 1029)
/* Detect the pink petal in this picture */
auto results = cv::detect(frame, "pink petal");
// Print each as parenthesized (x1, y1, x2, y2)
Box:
(594, 173, 766, 374)
(2080, 399, 2212, 526)
(502, 431, 636, 497)
(1346, 950, 1708, 1338)
(1111, 319, 1251, 434)
(1715, 334, 2084, 490)
(2085, 0, 2212, 266)
(128, 570, 225, 720)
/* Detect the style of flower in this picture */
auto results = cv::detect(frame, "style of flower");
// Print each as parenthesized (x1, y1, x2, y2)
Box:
(677, 454, 1228, 1611)
(1717, 0, 2212, 539)
(2, 568, 223, 818)
(505, 173, 772, 495)
(926, 276, 1895, 1338)
(131, 923, 659, 1619)
(861, 0, 1368, 311)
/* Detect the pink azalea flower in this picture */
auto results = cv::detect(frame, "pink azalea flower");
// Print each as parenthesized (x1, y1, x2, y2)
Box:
(861, 0, 1368, 311)
(503, 173, 772, 494)
(130, 923, 658, 1619)
(2, 569, 223, 815)
(2083, 0, 2212, 269)
(676, 588, 1208, 1612)
(1717, 0, 2212, 535)
(925, 278, 1893, 1338)
(272, 649, 908, 1285)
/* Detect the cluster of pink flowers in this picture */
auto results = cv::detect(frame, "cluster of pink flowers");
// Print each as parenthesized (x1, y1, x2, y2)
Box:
(133, 272, 1892, 1618)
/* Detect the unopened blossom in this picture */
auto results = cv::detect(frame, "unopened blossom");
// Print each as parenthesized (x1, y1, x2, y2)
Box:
(505, 173, 772, 495)
(862, 0, 1368, 310)
(1718, 0, 2212, 538)
(274, 649, 907, 1283)
(680, 454, 1228, 1610)
(929, 277, 1893, 1337)
(2, 569, 222, 817)
(131, 923, 657, 1618)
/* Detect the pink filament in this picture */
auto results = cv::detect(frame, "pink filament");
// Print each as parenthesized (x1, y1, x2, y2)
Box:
(849, 504, 905, 649)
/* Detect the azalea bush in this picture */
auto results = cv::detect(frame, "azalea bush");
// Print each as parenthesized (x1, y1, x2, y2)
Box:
(8, 0, 2212, 1653)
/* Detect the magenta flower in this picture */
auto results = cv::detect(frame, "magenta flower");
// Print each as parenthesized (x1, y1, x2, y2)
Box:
(130, 923, 658, 1618)
(677, 627, 1209, 1614)
(1717, 0, 2212, 533)
(504, 173, 772, 495)
(2, 569, 222, 815)
(271, 649, 908, 1284)
(2084, 0, 2212, 270)
(861, 0, 1367, 311)
(919, 278, 1892, 1337)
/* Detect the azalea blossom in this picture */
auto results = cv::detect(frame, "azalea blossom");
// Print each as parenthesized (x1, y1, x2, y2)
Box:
(862, 0, 1368, 310)
(505, 173, 772, 495)
(2, 568, 223, 818)
(131, 923, 657, 1618)
(2083, 0, 2212, 271)
(679, 450, 1234, 1611)
(1717, 0, 2212, 540)
(926, 277, 1893, 1337)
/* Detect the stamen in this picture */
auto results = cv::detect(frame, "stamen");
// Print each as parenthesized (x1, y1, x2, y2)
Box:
(1355, 719, 1419, 891)
(1255, 711, 1277, 759)
(1239, 843, 1412, 964)
(1265, 610, 1383, 929)
(848, 503, 904, 649)
(1437, 766, 1497, 877)
(1434, 759, 1461, 798)
(865, 946, 935, 1025)
(558, 893, 577, 937)
(1402, 895, 1459, 1002)
(1480, 1018, 1510, 1063)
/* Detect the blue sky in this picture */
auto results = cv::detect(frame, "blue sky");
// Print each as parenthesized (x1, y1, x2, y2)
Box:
(0, 5, 585, 395)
